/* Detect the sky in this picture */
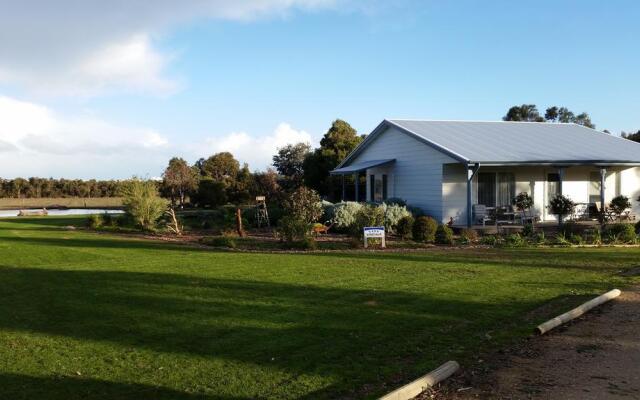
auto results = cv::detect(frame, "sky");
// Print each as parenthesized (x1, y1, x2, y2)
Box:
(0, 0, 639, 179)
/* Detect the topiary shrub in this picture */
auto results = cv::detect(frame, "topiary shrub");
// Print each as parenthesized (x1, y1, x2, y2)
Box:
(435, 224, 454, 245)
(603, 223, 637, 244)
(609, 195, 631, 218)
(396, 215, 414, 239)
(412, 216, 438, 242)
(513, 192, 534, 211)
(548, 194, 575, 224)
(459, 228, 479, 244)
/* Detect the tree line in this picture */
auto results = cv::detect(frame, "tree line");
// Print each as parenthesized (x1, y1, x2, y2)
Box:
(0, 177, 122, 198)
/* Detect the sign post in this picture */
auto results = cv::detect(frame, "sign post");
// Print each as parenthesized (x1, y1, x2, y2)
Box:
(363, 226, 386, 248)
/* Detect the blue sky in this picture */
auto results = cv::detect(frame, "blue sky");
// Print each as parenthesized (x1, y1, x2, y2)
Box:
(0, 0, 638, 178)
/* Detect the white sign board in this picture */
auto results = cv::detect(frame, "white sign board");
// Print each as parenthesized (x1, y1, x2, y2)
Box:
(363, 226, 385, 248)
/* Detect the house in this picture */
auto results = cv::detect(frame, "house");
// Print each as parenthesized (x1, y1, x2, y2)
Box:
(330, 119, 640, 227)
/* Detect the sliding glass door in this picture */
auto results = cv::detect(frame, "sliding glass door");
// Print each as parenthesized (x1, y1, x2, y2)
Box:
(477, 172, 516, 207)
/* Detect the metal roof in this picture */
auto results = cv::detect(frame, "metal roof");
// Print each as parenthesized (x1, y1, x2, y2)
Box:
(340, 120, 640, 167)
(330, 159, 395, 174)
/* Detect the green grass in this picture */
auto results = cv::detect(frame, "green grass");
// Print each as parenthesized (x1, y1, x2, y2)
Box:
(0, 216, 638, 399)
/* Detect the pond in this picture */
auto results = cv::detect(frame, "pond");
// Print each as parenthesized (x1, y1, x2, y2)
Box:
(0, 209, 125, 217)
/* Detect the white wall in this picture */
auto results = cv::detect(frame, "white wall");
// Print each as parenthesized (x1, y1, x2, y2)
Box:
(351, 125, 457, 220)
(620, 166, 640, 217)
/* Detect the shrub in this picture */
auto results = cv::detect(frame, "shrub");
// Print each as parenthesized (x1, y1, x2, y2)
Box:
(380, 203, 412, 233)
(193, 178, 227, 208)
(86, 214, 103, 229)
(555, 233, 571, 246)
(604, 223, 637, 244)
(548, 194, 575, 223)
(412, 216, 438, 242)
(559, 221, 580, 238)
(459, 228, 479, 244)
(522, 223, 534, 237)
(396, 215, 414, 239)
(513, 192, 534, 211)
(331, 202, 363, 229)
(407, 205, 425, 217)
(480, 235, 499, 246)
(534, 231, 546, 245)
(283, 186, 323, 225)
(609, 195, 631, 217)
(636, 220, 640, 235)
(119, 178, 168, 231)
(591, 228, 602, 246)
(351, 204, 386, 238)
(201, 236, 237, 249)
(284, 237, 318, 250)
(384, 197, 407, 207)
(435, 224, 454, 245)
(277, 215, 311, 243)
(570, 234, 584, 245)
(505, 233, 526, 247)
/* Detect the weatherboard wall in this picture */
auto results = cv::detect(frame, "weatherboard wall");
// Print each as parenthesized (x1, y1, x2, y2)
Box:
(351, 125, 457, 220)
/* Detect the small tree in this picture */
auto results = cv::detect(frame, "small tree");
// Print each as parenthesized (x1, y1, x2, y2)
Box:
(162, 157, 198, 207)
(513, 192, 534, 211)
(548, 194, 575, 225)
(282, 186, 323, 225)
(120, 178, 168, 231)
(609, 195, 631, 219)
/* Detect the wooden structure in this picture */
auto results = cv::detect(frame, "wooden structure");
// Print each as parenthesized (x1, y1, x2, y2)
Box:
(254, 196, 270, 227)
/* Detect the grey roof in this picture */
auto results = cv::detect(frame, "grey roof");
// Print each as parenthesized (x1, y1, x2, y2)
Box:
(341, 119, 640, 166)
(331, 159, 395, 174)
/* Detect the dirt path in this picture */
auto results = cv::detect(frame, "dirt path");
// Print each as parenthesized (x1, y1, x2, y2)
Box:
(430, 286, 640, 400)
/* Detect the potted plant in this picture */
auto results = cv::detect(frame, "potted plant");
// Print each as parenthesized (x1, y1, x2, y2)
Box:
(609, 195, 631, 221)
(548, 194, 575, 225)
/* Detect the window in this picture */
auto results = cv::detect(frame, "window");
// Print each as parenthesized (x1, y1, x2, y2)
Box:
(547, 173, 561, 198)
(497, 173, 515, 206)
(369, 174, 375, 202)
(477, 173, 496, 206)
(382, 174, 388, 200)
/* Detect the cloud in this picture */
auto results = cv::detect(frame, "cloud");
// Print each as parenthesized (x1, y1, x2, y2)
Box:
(0, 0, 339, 97)
(0, 95, 171, 178)
(201, 122, 315, 170)
(0, 95, 316, 177)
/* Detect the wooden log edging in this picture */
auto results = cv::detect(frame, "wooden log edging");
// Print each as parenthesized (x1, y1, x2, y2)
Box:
(536, 289, 621, 335)
(379, 361, 460, 400)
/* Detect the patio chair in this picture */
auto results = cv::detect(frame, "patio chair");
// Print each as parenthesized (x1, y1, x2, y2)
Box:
(473, 204, 492, 226)
(573, 203, 589, 221)
(519, 208, 537, 225)
(496, 205, 516, 225)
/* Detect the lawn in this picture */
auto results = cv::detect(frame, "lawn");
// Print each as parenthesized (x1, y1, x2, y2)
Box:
(0, 217, 638, 399)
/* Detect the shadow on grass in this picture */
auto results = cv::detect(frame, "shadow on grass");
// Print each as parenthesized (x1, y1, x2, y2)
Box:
(0, 266, 587, 399)
(0, 372, 244, 400)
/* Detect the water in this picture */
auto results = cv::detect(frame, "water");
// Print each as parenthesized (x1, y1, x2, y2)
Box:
(0, 209, 125, 217)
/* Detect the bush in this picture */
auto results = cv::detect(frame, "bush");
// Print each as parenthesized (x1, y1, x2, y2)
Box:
(548, 194, 575, 222)
(534, 231, 546, 245)
(380, 202, 412, 233)
(459, 228, 479, 244)
(395, 215, 414, 239)
(201, 236, 237, 249)
(351, 204, 386, 238)
(513, 192, 534, 211)
(384, 197, 407, 207)
(331, 202, 363, 229)
(86, 214, 103, 229)
(277, 215, 311, 243)
(480, 235, 499, 246)
(284, 237, 318, 250)
(193, 178, 227, 208)
(570, 234, 584, 245)
(609, 195, 631, 217)
(636, 220, 640, 235)
(591, 228, 602, 246)
(522, 223, 534, 237)
(283, 186, 323, 224)
(435, 224, 454, 245)
(555, 233, 571, 246)
(120, 178, 168, 231)
(505, 233, 526, 247)
(603, 223, 637, 244)
(559, 221, 580, 238)
(412, 216, 438, 242)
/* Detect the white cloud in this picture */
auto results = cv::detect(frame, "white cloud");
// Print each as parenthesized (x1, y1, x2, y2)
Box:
(0, 0, 339, 97)
(201, 122, 315, 170)
(0, 95, 171, 178)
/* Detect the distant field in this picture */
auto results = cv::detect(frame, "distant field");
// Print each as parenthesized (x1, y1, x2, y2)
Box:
(0, 197, 123, 209)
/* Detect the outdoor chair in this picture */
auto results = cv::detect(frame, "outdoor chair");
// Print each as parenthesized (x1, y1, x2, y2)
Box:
(473, 204, 492, 226)
(573, 203, 589, 221)
(518, 208, 537, 225)
(496, 205, 516, 225)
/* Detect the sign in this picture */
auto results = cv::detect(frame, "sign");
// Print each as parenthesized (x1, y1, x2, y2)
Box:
(363, 226, 386, 248)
